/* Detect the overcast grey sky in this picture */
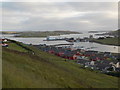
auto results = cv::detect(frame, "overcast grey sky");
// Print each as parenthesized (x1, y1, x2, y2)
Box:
(1, 2, 118, 32)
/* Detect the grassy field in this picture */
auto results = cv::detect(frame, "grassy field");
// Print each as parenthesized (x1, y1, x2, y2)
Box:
(0, 46, 2, 89)
(2, 40, 119, 88)
(90, 37, 120, 46)
(7, 43, 28, 52)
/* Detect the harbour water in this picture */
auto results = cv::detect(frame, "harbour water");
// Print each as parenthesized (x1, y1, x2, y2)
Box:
(1, 33, 119, 53)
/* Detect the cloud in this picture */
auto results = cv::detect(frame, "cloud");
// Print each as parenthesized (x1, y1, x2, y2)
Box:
(1, 2, 118, 31)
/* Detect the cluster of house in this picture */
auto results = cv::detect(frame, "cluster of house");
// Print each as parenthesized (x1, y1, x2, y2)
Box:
(0, 38, 8, 47)
(35, 45, 120, 73)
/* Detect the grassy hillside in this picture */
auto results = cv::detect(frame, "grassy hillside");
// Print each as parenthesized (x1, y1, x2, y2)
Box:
(2, 40, 119, 88)
(90, 37, 119, 46)
(0, 46, 2, 89)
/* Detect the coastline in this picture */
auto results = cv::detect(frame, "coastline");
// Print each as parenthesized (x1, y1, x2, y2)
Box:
(14, 33, 82, 38)
(90, 40, 120, 46)
(89, 38, 120, 46)
(2, 31, 82, 38)
(2, 39, 118, 88)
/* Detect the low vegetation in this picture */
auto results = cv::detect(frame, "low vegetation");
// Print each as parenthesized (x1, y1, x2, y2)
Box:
(110, 29, 120, 36)
(2, 40, 119, 88)
(12, 31, 80, 37)
(0, 31, 19, 34)
(90, 37, 119, 46)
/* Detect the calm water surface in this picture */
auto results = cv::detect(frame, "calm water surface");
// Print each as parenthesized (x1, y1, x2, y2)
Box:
(1, 33, 119, 53)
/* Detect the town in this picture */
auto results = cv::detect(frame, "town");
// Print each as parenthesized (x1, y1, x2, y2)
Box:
(35, 44, 120, 74)
(1, 38, 120, 75)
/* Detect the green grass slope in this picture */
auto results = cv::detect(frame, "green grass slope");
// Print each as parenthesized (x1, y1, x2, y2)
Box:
(90, 37, 119, 46)
(2, 41, 119, 88)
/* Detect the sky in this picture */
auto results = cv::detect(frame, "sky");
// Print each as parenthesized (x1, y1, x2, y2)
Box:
(1, 2, 118, 32)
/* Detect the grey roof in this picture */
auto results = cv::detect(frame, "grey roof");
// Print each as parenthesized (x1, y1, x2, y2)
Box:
(77, 59, 90, 64)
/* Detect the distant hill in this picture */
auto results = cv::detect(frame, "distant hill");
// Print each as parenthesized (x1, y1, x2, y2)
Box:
(89, 29, 120, 46)
(88, 29, 120, 36)
(7, 31, 81, 37)
(104, 29, 120, 37)
(88, 31, 110, 33)
(2, 40, 118, 88)
(0, 31, 19, 34)
(111, 29, 120, 36)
